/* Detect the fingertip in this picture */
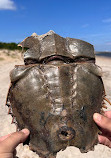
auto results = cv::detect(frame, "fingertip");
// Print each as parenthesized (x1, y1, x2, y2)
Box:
(93, 113, 102, 122)
(18, 129, 30, 144)
(21, 128, 30, 136)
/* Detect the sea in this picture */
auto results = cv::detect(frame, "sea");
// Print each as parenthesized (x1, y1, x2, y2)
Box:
(96, 52, 111, 58)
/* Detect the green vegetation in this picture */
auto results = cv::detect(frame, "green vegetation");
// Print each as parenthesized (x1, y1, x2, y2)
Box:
(0, 42, 22, 50)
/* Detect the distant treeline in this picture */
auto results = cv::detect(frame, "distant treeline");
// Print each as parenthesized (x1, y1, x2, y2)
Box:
(0, 42, 22, 50)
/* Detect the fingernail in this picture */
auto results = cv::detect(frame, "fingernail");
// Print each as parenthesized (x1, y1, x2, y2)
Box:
(93, 113, 102, 122)
(21, 129, 30, 135)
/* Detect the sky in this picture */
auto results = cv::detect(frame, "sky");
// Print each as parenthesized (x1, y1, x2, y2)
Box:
(0, 0, 111, 51)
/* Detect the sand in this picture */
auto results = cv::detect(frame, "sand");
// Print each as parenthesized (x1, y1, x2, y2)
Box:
(0, 50, 111, 158)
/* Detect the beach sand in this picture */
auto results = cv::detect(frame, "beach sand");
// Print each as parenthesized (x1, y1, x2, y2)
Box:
(0, 51, 111, 158)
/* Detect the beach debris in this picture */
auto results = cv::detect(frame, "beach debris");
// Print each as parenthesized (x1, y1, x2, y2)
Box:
(6, 31, 107, 158)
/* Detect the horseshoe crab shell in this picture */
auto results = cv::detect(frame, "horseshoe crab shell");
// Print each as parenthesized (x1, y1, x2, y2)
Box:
(6, 31, 104, 158)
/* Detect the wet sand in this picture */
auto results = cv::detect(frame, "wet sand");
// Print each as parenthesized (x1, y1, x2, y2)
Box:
(0, 51, 111, 158)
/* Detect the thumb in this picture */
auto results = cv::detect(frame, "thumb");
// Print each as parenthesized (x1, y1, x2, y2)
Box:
(93, 113, 111, 132)
(0, 129, 30, 153)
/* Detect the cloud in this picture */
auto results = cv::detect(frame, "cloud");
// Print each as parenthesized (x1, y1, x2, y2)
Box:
(102, 18, 111, 23)
(0, 0, 16, 10)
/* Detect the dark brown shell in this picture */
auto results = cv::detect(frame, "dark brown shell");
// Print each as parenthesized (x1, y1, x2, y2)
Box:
(6, 31, 104, 158)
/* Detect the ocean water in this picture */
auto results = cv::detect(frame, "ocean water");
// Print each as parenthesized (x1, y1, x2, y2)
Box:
(96, 52, 111, 58)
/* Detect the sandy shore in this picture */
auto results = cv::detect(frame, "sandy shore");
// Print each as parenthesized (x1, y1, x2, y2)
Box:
(0, 52, 111, 158)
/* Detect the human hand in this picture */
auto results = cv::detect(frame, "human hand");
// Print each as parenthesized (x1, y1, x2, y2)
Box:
(0, 129, 30, 158)
(93, 111, 111, 148)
